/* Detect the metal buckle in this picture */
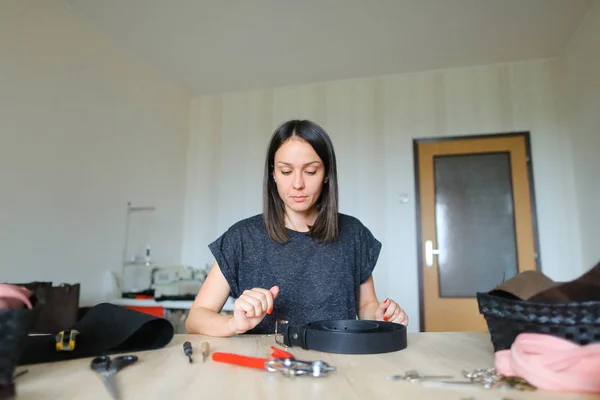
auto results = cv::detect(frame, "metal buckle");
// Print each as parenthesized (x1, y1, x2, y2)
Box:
(274, 319, 289, 347)
(265, 358, 336, 377)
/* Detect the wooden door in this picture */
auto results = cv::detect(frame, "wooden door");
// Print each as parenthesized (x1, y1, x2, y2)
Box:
(414, 133, 540, 332)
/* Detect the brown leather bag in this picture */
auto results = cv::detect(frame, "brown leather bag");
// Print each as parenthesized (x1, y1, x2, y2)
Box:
(16, 282, 80, 333)
(488, 261, 600, 303)
(529, 261, 600, 303)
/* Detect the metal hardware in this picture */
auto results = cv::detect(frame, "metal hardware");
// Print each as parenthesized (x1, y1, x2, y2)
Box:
(388, 370, 454, 381)
(425, 240, 440, 267)
(265, 358, 336, 377)
(389, 368, 535, 391)
(462, 368, 536, 391)
(419, 380, 476, 388)
(274, 319, 290, 347)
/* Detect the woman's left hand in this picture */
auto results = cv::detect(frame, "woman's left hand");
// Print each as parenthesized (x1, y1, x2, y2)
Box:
(375, 298, 408, 326)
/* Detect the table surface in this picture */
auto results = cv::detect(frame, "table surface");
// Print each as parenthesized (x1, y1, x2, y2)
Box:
(14, 331, 596, 400)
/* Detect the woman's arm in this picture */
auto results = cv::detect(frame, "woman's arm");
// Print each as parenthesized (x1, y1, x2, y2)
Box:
(358, 275, 380, 320)
(185, 261, 280, 336)
(358, 275, 409, 325)
(185, 261, 237, 336)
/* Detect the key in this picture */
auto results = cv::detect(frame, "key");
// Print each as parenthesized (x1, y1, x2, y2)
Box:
(388, 370, 455, 381)
(419, 380, 476, 388)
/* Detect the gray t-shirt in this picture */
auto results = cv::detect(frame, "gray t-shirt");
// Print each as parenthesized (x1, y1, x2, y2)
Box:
(208, 213, 382, 334)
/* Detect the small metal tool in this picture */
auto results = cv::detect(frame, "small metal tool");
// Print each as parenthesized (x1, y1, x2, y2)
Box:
(183, 341, 193, 363)
(462, 368, 536, 391)
(200, 341, 210, 363)
(419, 380, 476, 388)
(212, 346, 336, 378)
(265, 358, 336, 377)
(388, 370, 454, 381)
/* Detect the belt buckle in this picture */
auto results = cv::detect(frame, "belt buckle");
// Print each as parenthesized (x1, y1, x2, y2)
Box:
(274, 319, 289, 347)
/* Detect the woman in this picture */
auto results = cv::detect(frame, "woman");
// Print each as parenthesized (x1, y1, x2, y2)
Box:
(186, 119, 408, 336)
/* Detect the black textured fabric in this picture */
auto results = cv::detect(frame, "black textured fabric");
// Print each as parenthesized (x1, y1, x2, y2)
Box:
(0, 306, 38, 391)
(209, 213, 382, 334)
(477, 292, 600, 351)
(18, 303, 174, 365)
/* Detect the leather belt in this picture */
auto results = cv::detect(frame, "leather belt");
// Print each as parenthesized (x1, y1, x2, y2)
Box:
(282, 319, 407, 354)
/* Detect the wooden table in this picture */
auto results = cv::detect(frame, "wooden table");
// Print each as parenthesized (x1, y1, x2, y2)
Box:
(13, 332, 596, 399)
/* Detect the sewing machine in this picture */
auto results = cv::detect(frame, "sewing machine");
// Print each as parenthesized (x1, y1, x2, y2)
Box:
(151, 266, 207, 300)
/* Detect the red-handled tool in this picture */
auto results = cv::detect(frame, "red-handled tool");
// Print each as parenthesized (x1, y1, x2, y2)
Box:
(211, 346, 335, 377)
(212, 346, 294, 370)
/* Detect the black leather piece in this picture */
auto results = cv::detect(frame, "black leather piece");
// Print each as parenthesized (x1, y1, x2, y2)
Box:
(18, 303, 174, 365)
(284, 319, 407, 354)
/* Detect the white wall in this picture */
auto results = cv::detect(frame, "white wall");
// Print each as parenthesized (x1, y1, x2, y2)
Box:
(183, 59, 582, 332)
(558, 1, 600, 270)
(0, 0, 190, 305)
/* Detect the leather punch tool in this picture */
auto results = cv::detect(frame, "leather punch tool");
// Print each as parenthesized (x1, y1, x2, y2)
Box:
(212, 346, 335, 377)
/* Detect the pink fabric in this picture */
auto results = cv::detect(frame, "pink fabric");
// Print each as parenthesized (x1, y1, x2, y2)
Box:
(495, 333, 600, 394)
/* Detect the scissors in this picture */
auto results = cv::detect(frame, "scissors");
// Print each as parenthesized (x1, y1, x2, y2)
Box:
(90, 355, 138, 399)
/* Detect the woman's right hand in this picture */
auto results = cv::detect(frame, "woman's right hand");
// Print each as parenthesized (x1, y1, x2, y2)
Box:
(230, 285, 279, 334)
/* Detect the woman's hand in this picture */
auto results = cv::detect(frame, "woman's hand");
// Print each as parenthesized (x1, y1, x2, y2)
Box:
(375, 298, 408, 326)
(0, 284, 33, 310)
(230, 285, 279, 334)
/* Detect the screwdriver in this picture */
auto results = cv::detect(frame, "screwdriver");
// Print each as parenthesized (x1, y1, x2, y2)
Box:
(200, 341, 210, 363)
(183, 341, 193, 363)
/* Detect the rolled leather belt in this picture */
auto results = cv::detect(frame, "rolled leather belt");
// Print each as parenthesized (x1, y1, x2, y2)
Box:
(282, 319, 407, 354)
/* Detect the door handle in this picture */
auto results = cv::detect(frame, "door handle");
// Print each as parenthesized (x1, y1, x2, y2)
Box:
(425, 240, 440, 267)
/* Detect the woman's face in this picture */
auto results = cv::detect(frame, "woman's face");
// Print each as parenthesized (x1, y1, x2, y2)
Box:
(273, 138, 326, 216)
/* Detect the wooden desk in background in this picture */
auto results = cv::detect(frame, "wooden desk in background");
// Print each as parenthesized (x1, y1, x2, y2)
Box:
(14, 332, 595, 399)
